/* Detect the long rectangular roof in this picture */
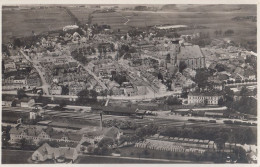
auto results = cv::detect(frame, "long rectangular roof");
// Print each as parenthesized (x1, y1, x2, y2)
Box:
(178, 45, 204, 59)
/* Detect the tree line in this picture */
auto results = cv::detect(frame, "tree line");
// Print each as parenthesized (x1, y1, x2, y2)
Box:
(160, 126, 256, 145)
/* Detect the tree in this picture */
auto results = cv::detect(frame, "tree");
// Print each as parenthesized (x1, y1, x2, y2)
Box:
(98, 137, 114, 148)
(233, 97, 257, 115)
(11, 100, 17, 107)
(103, 46, 107, 55)
(61, 85, 69, 95)
(204, 99, 208, 105)
(224, 29, 234, 36)
(194, 69, 210, 89)
(59, 100, 67, 110)
(100, 90, 108, 97)
(158, 72, 163, 81)
(20, 138, 29, 149)
(17, 89, 27, 99)
(240, 86, 249, 96)
(181, 91, 189, 98)
(14, 38, 22, 48)
(215, 138, 225, 152)
(166, 53, 171, 63)
(110, 43, 115, 52)
(218, 97, 224, 106)
(179, 61, 187, 73)
(89, 89, 98, 100)
(97, 45, 103, 56)
(135, 127, 146, 138)
(215, 64, 226, 72)
(166, 96, 181, 105)
(233, 147, 248, 163)
(114, 74, 128, 85)
(77, 89, 89, 104)
(219, 30, 222, 36)
(136, 123, 158, 139)
(87, 146, 95, 153)
(94, 145, 111, 155)
(108, 90, 113, 96)
(214, 30, 219, 37)
(253, 88, 257, 96)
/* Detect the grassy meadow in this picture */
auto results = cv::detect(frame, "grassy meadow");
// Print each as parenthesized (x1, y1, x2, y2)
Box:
(2, 7, 74, 42)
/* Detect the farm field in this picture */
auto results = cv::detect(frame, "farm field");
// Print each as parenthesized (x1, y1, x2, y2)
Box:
(92, 12, 127, 26)
(95, 10, 256, 45)
(2, 149, 33, 164)
(2, 5, 256, 49)
(67, 6, 95, 24)
(2, 7, 74, 43)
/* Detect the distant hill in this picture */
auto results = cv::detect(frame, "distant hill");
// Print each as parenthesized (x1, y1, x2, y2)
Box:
(232, 16, 256, 22)
(160, 4, 178, 11)
(161, 4, 256, 13)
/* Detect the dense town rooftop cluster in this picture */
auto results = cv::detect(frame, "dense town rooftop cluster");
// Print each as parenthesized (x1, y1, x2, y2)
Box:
(1, 5, 257, 164)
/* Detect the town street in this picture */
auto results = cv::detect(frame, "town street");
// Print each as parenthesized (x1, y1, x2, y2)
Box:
(62, 48, 108, 90)
(19, 50, 50, 95)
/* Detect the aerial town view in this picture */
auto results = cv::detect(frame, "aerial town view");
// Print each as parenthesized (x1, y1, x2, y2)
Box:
(1, 4, 257, 164)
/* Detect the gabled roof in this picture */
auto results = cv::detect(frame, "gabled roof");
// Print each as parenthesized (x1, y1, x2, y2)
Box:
(36, 143, 53, 156)
(57, 147, 77, 160)
(84, 126, 121, 140)
(178, 45, 204, 59)
(103, 127, 120, 139)
(25, 126, 43, 137)
(36, 143, 77, 160)
(66, 132, 82, 141)
(68, 62, 78, 68)
(57, 141, 78, 148)
(19, 97, 34, 103)
(9, 127, 26, 135)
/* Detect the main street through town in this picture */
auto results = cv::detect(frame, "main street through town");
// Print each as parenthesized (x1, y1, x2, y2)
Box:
(20, 50, 50, 95)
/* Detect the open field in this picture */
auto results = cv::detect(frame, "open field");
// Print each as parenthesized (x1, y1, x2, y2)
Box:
(105, 10, 256, 45)
(77, 154, 194, 163)
(67, 6, 95, 24)
(2, 149, 33, 164)
(3, 5, 256, 49)
(2, 7, 74, 43)
(92, 12, 127, 26)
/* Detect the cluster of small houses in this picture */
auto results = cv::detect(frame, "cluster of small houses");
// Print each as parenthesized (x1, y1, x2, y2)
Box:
(205, 45, 257, 83)
(91, 60, 150, 96)
(2, 96, 36, 108)
(9, 124, 122, 163)
(2, 53, 42, 91)
(10, 123, 256, 163)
